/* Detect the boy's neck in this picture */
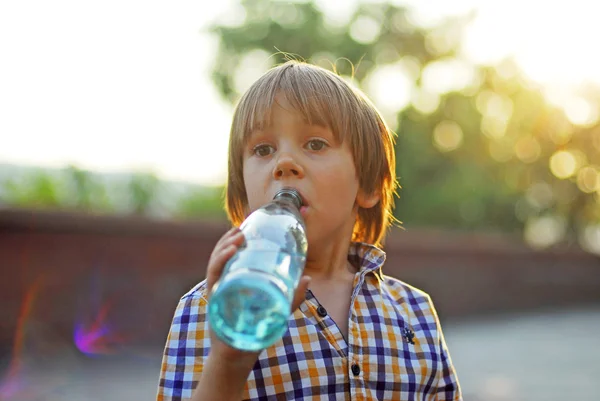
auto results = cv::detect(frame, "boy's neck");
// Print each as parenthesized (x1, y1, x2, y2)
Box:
(303, 240, 357, 281)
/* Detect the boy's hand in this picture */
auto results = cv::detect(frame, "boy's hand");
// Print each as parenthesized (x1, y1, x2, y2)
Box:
(205, 227, 312, 364)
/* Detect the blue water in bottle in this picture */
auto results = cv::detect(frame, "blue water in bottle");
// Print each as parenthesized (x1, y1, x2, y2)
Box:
(208, 188, 307, 351)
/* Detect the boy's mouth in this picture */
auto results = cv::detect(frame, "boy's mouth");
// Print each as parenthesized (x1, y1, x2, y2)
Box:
(278, 187, 308, 207)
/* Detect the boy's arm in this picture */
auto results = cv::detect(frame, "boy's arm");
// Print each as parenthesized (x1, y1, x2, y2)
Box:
(157, 228, 251, 401)
(190, 272, 310, 401)
(435, 330, 462, 401)
(157, 227, 311, 401)
(190, 351, 256, 401)
(157, 291, 211, 401)
(429, 296, 463, 401)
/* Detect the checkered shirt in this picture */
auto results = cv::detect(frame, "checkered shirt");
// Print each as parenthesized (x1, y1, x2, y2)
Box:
(157, 242, 462, 400)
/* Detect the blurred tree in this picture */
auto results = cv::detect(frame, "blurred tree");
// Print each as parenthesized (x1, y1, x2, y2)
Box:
(65, 165, 113, 211)
(128, 172, 160, 215)
(2, 171, 66, 208)
(208, 0, 600, 250)
(174, 187, 226, 220)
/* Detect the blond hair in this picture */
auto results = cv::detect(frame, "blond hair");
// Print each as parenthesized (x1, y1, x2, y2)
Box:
(225, 60, 398, 247)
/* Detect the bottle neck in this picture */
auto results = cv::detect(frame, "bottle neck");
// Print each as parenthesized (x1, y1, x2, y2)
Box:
(273, 189, 302, 210)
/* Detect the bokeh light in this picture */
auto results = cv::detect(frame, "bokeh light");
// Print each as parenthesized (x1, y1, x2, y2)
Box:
(524, 215, 566, 249)
(433, 120, 463, 152)
(477, 91, 513, 139)
(580, 224, 600, 254)
(564, 96, 599, 127)
(349, 15, 381, 44)
(421, 58, 475, 95)
(525, 182, 554, 210)
(514, 136, 541, 163)
(576, 166, 599, 193)
(549, 150, 577, 179)
(476, 91, 513, 121)
(488, 139, 513, 162)
(549, 122, 574, 146)
(411, 88, 440, 115)
(366, 63, 413, 115)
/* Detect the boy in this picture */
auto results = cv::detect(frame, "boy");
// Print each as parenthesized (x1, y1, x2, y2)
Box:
(157, 61, 462, 400)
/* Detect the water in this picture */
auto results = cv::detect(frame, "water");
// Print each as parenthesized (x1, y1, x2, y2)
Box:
(208, 190, 307, 351)
(208, 267, 292, 350)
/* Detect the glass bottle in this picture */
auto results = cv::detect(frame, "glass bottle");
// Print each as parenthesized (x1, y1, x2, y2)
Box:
(208, 188, 307, 351)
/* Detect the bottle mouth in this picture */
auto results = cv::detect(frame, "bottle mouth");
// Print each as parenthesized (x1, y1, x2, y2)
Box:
(273, 188, 303, 209)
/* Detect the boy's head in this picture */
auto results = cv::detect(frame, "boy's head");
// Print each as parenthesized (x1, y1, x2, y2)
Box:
(225, 60, 397, 247)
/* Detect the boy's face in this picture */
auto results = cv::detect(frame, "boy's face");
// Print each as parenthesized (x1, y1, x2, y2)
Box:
(242, 98, 378, 247)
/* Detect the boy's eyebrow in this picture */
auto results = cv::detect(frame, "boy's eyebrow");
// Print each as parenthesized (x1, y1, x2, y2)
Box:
(244, 129, 262, 144)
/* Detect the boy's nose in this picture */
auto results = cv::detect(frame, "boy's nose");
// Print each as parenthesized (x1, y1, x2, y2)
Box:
(273, 154, 304, 179)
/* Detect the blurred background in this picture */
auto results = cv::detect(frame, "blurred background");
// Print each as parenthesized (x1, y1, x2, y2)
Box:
(1, 0, 599, 400)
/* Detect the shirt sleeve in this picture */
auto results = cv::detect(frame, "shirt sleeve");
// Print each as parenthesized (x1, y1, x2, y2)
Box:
(429, 296, 463, 401)
(157, 284, 210, 401)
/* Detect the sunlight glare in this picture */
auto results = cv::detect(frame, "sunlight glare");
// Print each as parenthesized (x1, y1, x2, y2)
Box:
(462, 1, 600, 88)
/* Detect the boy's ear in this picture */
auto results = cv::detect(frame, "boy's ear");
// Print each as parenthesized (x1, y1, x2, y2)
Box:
(356, 189, 380, 209)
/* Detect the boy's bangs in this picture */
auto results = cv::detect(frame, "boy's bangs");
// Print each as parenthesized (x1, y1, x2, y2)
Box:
(237, 66, 350, 143)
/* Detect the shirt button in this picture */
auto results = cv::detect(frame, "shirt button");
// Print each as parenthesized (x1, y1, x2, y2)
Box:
(317, 305, 327, 317)
(351, 364, 361, 376)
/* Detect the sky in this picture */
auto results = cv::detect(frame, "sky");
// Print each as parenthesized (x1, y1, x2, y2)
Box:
(1, 0, 599, 186)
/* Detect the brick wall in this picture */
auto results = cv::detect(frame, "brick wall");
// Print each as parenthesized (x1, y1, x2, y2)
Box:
(1, 209, 598, 353)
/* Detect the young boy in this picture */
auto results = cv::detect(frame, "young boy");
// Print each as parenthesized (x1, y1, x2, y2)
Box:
(157, 61, 462, 400)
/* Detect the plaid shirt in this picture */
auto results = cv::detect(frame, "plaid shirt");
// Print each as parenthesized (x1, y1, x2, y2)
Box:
(157, 242, 462, 400)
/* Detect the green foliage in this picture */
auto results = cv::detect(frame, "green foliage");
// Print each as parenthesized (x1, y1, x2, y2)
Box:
(65, 165, 113, 211)
(209, 1, 458, 102)
(128, 172, 160, 215)
(3, 172, 65, 208)
(208, 0, 600, 247)
(174, 187, 226, 221)
(0, 164, 229, 221)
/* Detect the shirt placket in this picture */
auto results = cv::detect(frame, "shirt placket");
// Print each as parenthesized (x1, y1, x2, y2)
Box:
(304, 290, 348, 358)
(347, 271, 370, 401)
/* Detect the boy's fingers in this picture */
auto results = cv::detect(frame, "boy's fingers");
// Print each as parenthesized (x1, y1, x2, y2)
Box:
(290, 276, 311, 312)
(206, 245, 238, 297)
(214, 227, 241, 250)
(208, 231, 243, 270)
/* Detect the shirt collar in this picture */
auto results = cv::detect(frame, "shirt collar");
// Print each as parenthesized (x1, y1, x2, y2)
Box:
(348, 242, 386, 275)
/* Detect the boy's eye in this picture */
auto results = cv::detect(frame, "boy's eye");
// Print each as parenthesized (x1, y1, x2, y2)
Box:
(253, 144, 275, 157)
(306, 139, 327, 151)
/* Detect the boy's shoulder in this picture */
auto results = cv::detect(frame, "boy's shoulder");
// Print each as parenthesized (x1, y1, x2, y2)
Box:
(180, 279, 209, 302)
(379, 273, 434, 306)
